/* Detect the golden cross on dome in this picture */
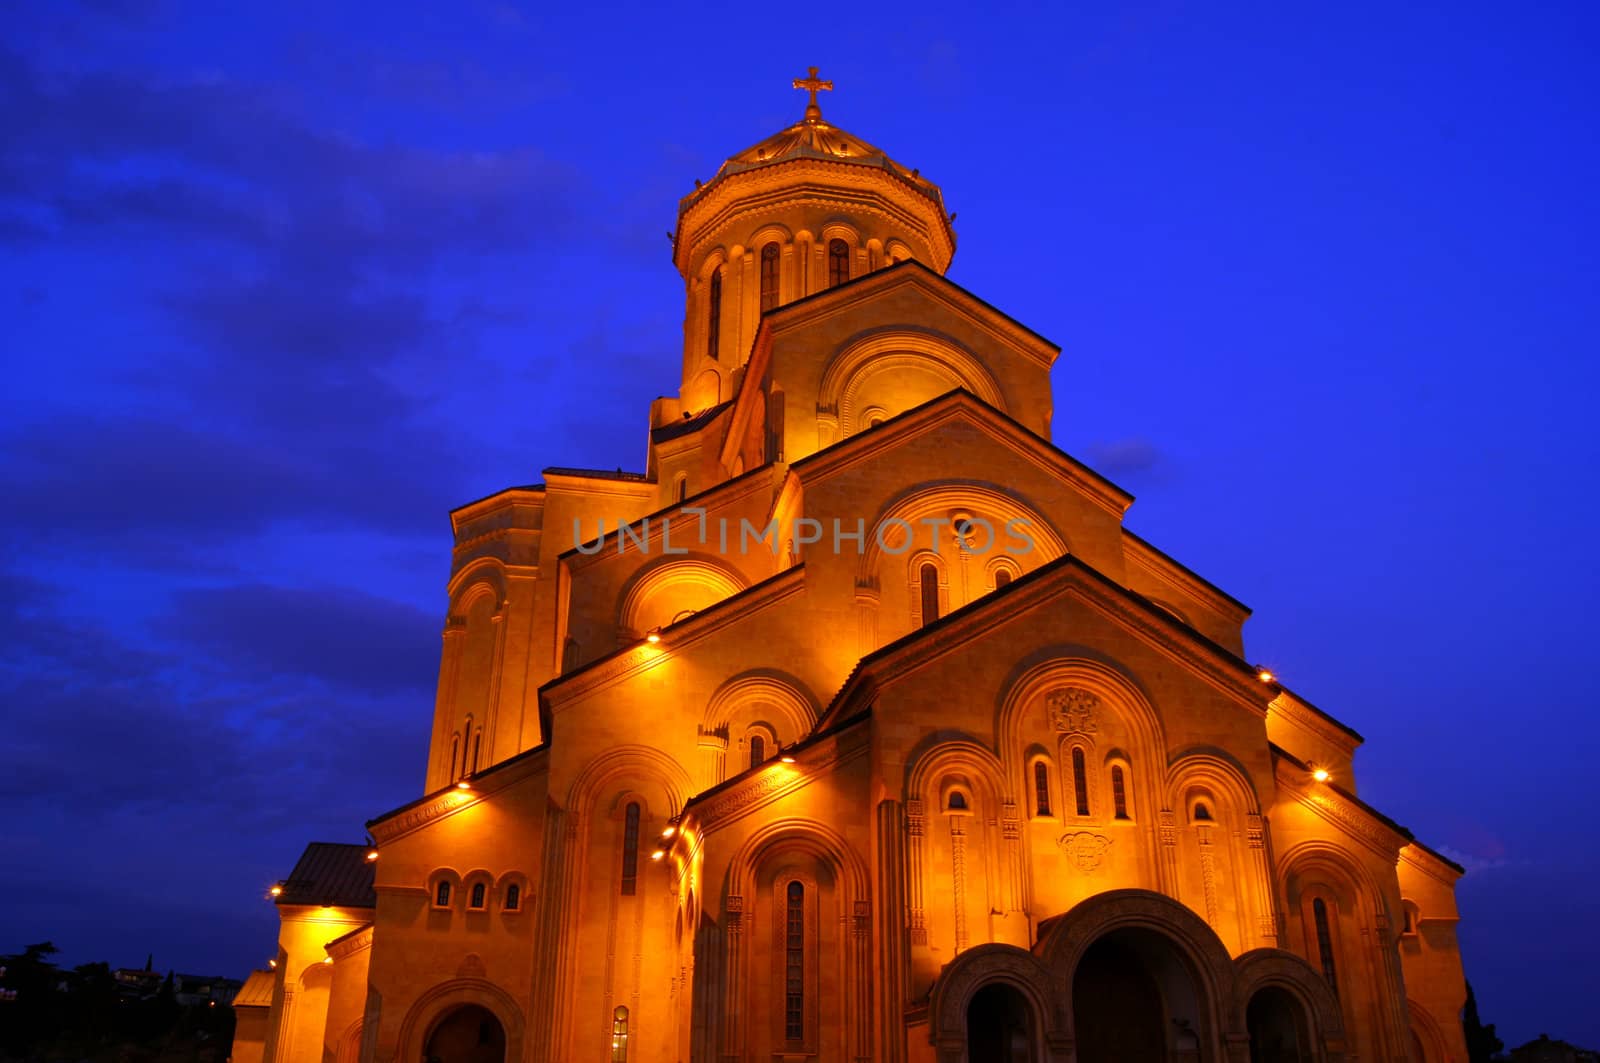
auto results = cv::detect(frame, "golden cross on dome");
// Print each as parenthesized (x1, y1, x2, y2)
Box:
(793, 66, 833, 121)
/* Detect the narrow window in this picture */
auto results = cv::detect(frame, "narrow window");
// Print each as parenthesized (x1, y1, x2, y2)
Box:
(707, 269, 722, 362)
(1402, 905, 1415, 934)
(435, 880, 451, 908)
(1033, 761, 1051, 816)
(919, 563, 940, 625)
(621, 802, 641, 896)
(750, 735, 766, 769)
(449, 735, 460, 782)
(471, 731, 481, 773)
(947, 791, 968, 811)
(828, 239, 850, 287)
(760, 243, 780, 311)
(994, 569, 1012, 589)
(785, 882, 804, 1041)
(470, 882, 486, 909)
(1071, 747, 1090, 815)
(1313, 898, 1339, 998)
(676, 475, 688, 503)
(1194, 802, 1213, 822)
(505, 884, 521, 911)
(1112, 765, 1129, 819)
(611, 1005, 629, 1063)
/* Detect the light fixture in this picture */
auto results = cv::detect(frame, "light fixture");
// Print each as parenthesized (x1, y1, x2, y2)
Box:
(660, 826, 676, 839)
(268, 959, 277, 969)
(365, 849, 379, 862)
(269, 885, 283, 897)
(645, 629, 662, 644)
(456, 780, 472, 790)
(779, 754, 796, 764)
(650, 849, 666, 861)
(322, 956, 333, 965)
(1311, 766, 1331, 783)
(1255, 666, 1276, 684)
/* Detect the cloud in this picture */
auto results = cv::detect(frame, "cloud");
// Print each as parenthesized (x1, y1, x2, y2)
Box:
(1084, 436, 1166, 476)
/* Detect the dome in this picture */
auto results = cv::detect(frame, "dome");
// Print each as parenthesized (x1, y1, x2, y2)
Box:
(678, 68, 946, 216)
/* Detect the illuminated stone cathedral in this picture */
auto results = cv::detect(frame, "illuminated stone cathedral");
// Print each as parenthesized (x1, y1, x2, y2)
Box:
(232, 71, 1472, 1063)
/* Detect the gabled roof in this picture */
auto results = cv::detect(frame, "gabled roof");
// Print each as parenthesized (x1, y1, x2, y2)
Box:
(274, 842, 375, 909)
(232, 970, 275, 1009)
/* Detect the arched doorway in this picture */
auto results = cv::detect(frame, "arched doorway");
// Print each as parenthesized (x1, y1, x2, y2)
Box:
(1072, 928, 1208, 1063)
(424, 1005, 505, 1063)
(966, 982, 1034, 1063)
(1247, 987, 1310, 1063)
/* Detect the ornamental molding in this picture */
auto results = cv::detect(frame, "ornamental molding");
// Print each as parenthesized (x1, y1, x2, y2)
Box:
(1057, 831, 1112, 873)
(369, 749, 546, 844)
(326, 925, 374, 960)
(1047, 687, 1099, 736)
(1267, 693, 1362, 756)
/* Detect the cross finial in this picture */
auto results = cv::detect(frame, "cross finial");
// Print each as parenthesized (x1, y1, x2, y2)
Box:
(793, 66, 833, 122)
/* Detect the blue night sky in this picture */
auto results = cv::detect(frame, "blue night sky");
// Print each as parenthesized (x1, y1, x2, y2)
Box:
(3, 0, 1596, 1047)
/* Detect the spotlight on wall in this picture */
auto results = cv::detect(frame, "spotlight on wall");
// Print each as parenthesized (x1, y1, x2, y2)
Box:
(779, 754, 796, 764)
(650, 849, 666, 861)
(1311, 765, 1331, 783)
(268, 959, 277, 969)
(1255, 666, 1276, 684)
(645, 628, 662, 644)
(661, 825, 676, 839)
(456, 780, 472, 791)
(322, 957, 333, 965)
(269, 885, 283, 898)
(365, 849, 379, 862)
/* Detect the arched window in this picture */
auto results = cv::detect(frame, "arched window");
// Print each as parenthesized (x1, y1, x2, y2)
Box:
(784, 882, 804, 1041)
(994, 569, 1012, 589)
(1312, 897, 1339, 998)
(760, 242, 780, 311)
(707, 269, 722, 362)
(611, 1005, 629, 1063)
(1193, 802, 1213, 822)
(675, 474, 688, 503)
(449, 734, 460, 781)
(750, 735, 766, 769)
(946, 791, 968, 811)
(1071, 747, 1090, 815)
(469, 882, 486, 909)
(471, 730, 481, 773)
(1111, 765, 1129, 819)
(435, 880, 451, 908)
(504, 883, 521, 911)
(919, 563, 940, 625)
(621, 802, 641, 896)
(828, 239, 850, 287)
(1033, 761, 1051, 816)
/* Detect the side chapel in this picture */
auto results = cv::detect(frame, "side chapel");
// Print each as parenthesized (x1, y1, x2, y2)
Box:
(232, 70, 1473, 1063)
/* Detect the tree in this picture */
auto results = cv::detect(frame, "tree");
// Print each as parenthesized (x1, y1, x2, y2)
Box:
(1462, 981, 1505, 1063)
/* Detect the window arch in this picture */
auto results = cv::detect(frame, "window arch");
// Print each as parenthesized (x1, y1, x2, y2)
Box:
(620, 802, 641, 896)
(784, 882, 804, 1041)
(749, 734, 766, 769)
(707, 268, 722, 362)
(828, 239, 850, 287)
(449, 734, 460, 782)
(675, 473, 688, 503)
(504, 883, 521, 911)
(945, 790, 969, 812)
(1312, 897, 1339, 998)
(994, 569, 1012, 588)
(1032, 760, 1051, 816)
(469, 882, 486, 909)
(919, 562, 940, 625)
(1070, 747, 1090, 815)
(1111, 763, 1130, 820)
(471, 728, 481, 774)
(760, 242, 780, 311)
(611, 1005, 629, 1062)
(434, 880, 452, 908)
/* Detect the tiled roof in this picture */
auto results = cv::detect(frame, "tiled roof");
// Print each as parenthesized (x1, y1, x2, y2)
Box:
(233, 970, 275, 1008)
(275, 842, 375, 908)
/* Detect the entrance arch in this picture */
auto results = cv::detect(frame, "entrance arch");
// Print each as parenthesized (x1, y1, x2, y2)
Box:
(966, 982, 1034, 1063)
(1246, 986, 1309, 1063)
(424, 1005, 505, 1063)
(1072, 927, 1207, 1063)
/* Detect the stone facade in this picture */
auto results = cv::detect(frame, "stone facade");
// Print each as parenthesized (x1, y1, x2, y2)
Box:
(235, 77, 1472, 1063)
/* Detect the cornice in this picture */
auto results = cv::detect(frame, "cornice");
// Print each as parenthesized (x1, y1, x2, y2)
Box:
(1122, 531, 1251, 623)
(792, 392, 1131, 521)
(325, 924, 374, 960)
(540, 566, 806, 711)
(1273, 757, 1410, 864)
(1267, 691, 1363, 754)
(764, 260, 1058, 368)
(368, 746, 548, 843)
(686, 719, 870, 830)
(1399, 842, 1465, 885)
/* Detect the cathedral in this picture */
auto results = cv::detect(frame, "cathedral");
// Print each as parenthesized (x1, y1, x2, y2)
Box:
(230, 71, 1472, 1063)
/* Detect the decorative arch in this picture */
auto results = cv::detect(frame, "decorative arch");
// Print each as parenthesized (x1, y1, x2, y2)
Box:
(904, 733, 1008, 809)
(927, 943, 1067, 1060)
(817, 329, 1006, 438)
(446, 558, 509, 609)
(702, 671, 820, 740)
(1036, 889, 1241, 1036)
(854, 480, 1068, 593)
(723, 816, 871, 904)
(1407, 997, 1448, 1063)
(1234, 949, 1348, 1059)
(616, 555, 748, 640)
(395, 979, 525, 1063)
(565, 745, 694, 820)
